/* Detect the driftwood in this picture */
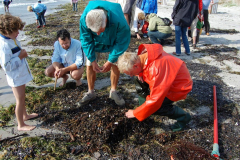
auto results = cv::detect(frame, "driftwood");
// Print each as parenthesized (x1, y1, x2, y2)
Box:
(0, 133, 29, 142)
(54, 77, 57, 91)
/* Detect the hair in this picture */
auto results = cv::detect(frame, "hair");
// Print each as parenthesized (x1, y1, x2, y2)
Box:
(0, 14, 25, 35)
(145, 14, 150, 22)
(27, 5, 33, 12)
(138, 12, 145, 20)
(86, 9, 107, 32)
(117, 52, 140, 73)
(57, 29, 71, 40)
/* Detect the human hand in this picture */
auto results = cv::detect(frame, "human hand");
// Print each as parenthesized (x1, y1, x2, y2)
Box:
(92, 61, 102, 73)
(101, 61, 112, 73)
(136, 34, 141, 39)
(36, 20, 38, 24)
(125, 110, 135, 118)
(54, 69, 60, 78)
(55, 68, 66, 78)
(19, 49, 28, 59)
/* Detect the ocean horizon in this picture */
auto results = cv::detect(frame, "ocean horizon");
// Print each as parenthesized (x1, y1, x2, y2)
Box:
(0, 0, 70, 25)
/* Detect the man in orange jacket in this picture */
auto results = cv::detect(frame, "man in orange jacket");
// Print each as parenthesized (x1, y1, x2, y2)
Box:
(117, 44, 193, 131)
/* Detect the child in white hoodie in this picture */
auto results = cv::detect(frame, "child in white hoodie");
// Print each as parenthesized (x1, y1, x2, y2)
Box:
(0, 14, 38, 131)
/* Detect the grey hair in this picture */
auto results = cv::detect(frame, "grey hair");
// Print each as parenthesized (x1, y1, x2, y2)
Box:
(86, 9, 107, 32)
(117, 52, 140, 73)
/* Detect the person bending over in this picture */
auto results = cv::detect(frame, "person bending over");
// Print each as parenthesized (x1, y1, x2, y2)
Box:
(27, 2, 47, 28)
(79, 1, 130, 106)
(117, 44, 193, 132)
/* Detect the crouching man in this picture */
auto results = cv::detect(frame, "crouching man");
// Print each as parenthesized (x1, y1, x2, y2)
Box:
(45, 29, 85, 87)
(117, 44, 193, 131)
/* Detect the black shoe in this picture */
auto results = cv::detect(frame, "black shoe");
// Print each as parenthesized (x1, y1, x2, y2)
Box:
(193, 44, 196, 49)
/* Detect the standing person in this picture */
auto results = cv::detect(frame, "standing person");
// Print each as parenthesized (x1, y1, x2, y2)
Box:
(171, 0, 198, 56)
(0, 14, 38, 131)
(117, 44, 193, 132)
(79, 1, 130, 106)
(2, 0, 12, 12)
(27, 2, 47, 28)
(45, 29, 85, 87)
(71, 0, 78, 12)
(141, 0, 158, 14)
(116, 0, 136, 26)
(147, 13, 172, 45)
(203, 0, 212, 36)
(190, 0, 203, 48)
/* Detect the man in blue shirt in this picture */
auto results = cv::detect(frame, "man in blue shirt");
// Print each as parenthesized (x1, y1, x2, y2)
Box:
(79, 1, 130, 106)
(45, 29, 85, 87)
(27, 2, 47, 28)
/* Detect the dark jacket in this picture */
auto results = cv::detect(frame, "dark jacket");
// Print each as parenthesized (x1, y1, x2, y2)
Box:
(171, 0, 198, 27)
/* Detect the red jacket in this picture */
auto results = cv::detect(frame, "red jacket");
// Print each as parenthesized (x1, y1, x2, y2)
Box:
(133, 44, 193, 121)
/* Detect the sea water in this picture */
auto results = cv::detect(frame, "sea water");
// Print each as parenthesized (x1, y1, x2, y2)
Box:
(0, 0, 70, 25)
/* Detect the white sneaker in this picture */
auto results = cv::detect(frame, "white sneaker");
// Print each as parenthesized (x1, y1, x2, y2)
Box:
(109, 91, 125, 106)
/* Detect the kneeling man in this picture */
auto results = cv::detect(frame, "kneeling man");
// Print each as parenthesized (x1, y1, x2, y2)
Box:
(117, 44, 193, 131)
(45, 29, 85, 86)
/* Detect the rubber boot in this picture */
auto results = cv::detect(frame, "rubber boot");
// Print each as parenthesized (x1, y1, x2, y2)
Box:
(138, 96, 146, 106)
(168, 106, 191, 132)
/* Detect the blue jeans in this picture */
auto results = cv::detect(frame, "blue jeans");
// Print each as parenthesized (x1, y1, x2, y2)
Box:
(175, 26, 190, 54)
(148, 31, 172, 44)
(38, 10, 46, 26)
(73, 3, 78, 11)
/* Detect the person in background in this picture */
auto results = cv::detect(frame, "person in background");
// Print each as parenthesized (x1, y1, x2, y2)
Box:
(79, 1, 130, 106)
(146, 13, 172, 45)
(141, 0, 157, 14)
(2, 0, 12, 12)
(203, 0, 212, 36)
(133, 7, 145, 39)
(27, 1, 47, 28)
(71, 0, 78, 12)
(45, 29, 85, 87)
(116, 0, 136, 26)
(117, 44, 193, 132)
(190, 0, 203, 49)
(171, 0, 198, 56)
(0, 14, 38, 131)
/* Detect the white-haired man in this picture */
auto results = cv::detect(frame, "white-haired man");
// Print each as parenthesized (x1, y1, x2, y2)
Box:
(117, 44, 193, 132)
(79, 1, 130, 106)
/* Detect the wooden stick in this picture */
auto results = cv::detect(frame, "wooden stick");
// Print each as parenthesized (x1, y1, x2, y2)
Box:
(54, 76, 57, 90)
(0, 133, 29, 142)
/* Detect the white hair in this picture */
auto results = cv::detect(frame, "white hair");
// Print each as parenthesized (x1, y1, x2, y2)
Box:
(86, 9, 107, 32)
(117, 52, 140, 73)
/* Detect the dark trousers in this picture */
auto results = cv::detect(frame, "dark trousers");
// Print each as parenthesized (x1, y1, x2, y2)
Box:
(38, 10, 46, 26)
(203, 10, 210, 33)
(139, 96, 175, 117)
(152, 97, 175, 116)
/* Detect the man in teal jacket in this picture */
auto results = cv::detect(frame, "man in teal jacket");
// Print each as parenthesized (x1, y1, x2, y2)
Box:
(79, 1, 130, 106)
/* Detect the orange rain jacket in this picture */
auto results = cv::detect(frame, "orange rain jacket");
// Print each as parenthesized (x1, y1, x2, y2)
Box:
(133, 44, 193, 121)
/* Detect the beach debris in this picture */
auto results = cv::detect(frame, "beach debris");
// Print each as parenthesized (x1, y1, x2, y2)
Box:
(0, 133, 29, 142)
(54, 76, 57, 91)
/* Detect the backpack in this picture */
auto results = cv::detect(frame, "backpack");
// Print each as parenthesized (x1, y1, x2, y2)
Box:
(161, 17, 172, 26)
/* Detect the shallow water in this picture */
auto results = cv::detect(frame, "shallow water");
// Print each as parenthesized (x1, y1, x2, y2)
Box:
(0, 0, 70, 25)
